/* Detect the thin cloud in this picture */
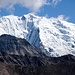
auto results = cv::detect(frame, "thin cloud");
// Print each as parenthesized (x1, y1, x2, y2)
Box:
(52, 0, 62, 5)
(51, 15, 69, 21)
(57, 15, 70, 21)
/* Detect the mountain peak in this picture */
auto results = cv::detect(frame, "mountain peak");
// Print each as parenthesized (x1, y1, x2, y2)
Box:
(0, 14, 75, 57)
(23, 13, 38, 18)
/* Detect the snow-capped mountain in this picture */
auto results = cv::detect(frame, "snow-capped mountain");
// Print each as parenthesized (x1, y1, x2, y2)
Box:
(0, 13, 75, 57)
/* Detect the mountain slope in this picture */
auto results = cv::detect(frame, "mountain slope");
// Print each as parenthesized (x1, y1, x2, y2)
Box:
(0, 34, 75, 66)
(0, 34, 75, 75)
(0, 61, 75, 75)
(0, 34, 42, 56)
(0, 34, 47, 66)
(0, 13, 75, 57)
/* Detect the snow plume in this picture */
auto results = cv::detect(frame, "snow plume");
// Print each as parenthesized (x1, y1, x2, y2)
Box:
(0, 0, 49, 13)
(0, 0, 62, 13)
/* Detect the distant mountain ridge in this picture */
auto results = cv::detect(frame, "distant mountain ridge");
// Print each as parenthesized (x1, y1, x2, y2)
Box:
(0, 13, 75, 57)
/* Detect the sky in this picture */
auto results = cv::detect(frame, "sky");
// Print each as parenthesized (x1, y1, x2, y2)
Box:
(0, 0, 75, 23)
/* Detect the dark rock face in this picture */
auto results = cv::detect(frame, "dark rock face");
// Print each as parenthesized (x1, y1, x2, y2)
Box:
(0, 34, 50, 67)
(0, 34, 75, 75)
(0, 34, 42, 56)
(49, 54, 75, 63)
(0, 50, 50, 66)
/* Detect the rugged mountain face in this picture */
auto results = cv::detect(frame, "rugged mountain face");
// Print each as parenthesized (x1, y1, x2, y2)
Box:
(0, 34, 75, 75)
(0, 13, 75, 56)
(0, 34, 75, 64)
(0, 34, 49, 66)
(0, 34, 41, 56)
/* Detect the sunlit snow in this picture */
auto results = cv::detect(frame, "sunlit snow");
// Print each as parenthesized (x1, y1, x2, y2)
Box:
(0, 13, 75, 57)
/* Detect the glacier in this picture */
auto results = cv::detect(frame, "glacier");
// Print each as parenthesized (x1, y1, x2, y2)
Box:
(0, 13, 75, 57)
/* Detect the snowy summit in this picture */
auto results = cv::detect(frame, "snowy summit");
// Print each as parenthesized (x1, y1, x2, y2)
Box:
(0, 13, 75, 57)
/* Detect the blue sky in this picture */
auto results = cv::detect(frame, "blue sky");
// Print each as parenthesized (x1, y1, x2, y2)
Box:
(0, 0, 75, 23)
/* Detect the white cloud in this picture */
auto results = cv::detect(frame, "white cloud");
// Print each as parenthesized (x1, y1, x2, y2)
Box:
(0, 0, 49, 13)
(20, 0, 50, 12)
(0, 0, 62, 13)
(57, 15, 70, 21)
